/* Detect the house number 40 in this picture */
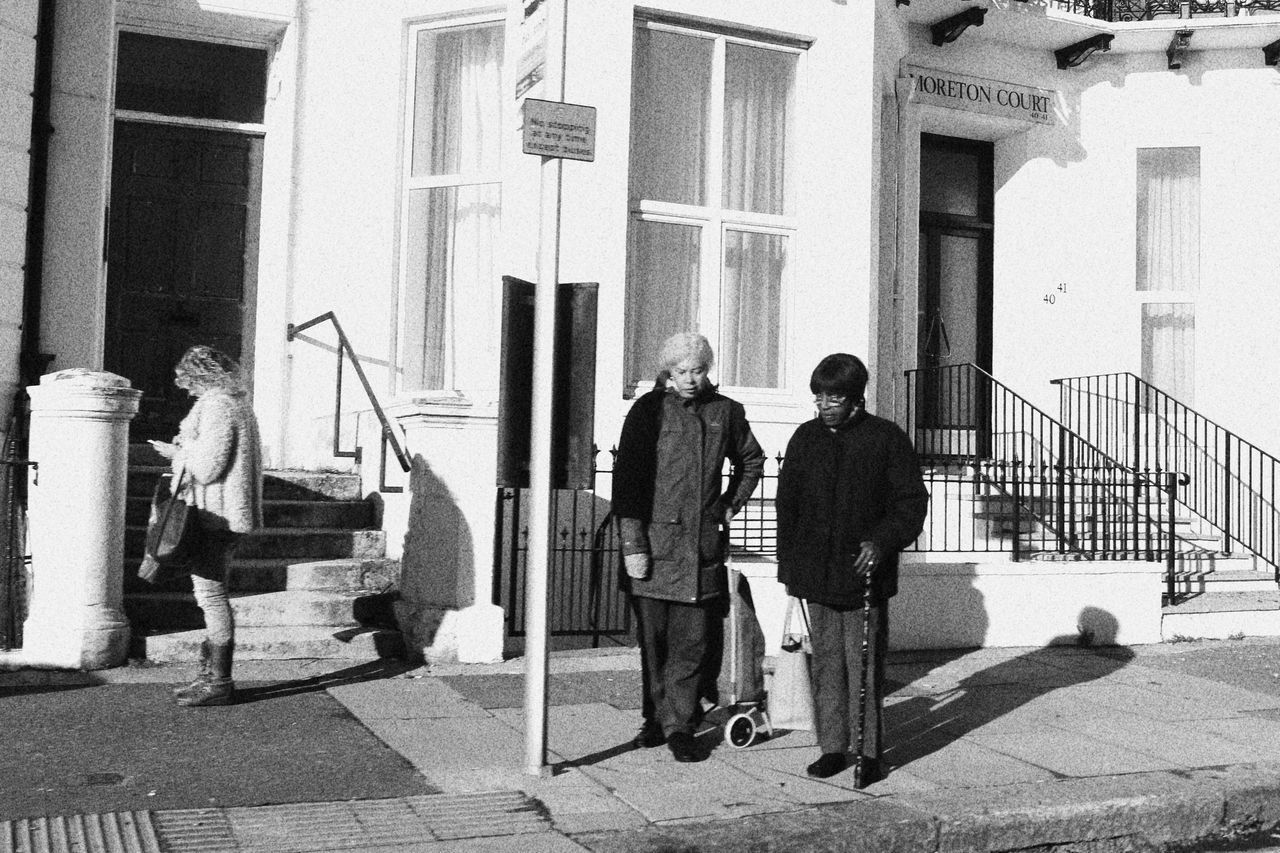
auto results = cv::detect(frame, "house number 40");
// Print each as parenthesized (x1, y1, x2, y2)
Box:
(1043, 282, 1067, 305)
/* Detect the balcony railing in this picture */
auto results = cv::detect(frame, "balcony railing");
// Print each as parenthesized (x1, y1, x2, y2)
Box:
(1056, 0, 1280, 20)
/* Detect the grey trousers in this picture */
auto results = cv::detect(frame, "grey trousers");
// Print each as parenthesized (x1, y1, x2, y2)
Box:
(189, 530, 241, 647)
(632, 595, 719, 737)
(807, 598, 888, 759)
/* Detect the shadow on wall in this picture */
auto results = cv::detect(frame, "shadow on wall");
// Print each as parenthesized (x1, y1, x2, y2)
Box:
(884, 606, 1133, 774)
(891, 563, 989, 650)
(396, 453, 474, 649)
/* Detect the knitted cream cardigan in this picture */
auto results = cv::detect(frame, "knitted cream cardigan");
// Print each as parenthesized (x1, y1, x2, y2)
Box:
(173, 388, 264, 534)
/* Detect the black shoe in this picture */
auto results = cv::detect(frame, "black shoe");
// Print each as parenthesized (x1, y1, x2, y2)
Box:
(633, 721, 666, 749)
(668, 731, 703, 763)
(853, 757, 884, 789)
(806, 752, 848, 779)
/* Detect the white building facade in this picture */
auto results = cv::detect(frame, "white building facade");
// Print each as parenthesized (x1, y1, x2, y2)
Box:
(5, 0, 1280, 662)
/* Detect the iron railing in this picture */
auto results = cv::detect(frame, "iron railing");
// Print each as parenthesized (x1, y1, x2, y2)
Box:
(904, 364, 1186, 592)
(286, 312, 410, 493)
(1056, 0, 1280, 19)
(492, 413, 1191, 639)
(493, 449, 784, 642)
(1055, 372, 1280, 574)
(0, 429, 32, 651)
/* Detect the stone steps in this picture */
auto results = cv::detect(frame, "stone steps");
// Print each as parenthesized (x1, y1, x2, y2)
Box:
(125, 458, 403, 663)
(1162, 589, 1280, 640)
(135, 624, 404, 662)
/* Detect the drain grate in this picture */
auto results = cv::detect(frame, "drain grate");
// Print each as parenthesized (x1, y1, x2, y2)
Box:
(406, 791, 551, 840)
(4, 792, 552, 853)
(152, 809, 236, 853)
(1, 811, 162, 853)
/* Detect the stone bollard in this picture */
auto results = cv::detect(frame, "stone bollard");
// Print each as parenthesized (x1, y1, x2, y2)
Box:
(18, 369, 140, 669)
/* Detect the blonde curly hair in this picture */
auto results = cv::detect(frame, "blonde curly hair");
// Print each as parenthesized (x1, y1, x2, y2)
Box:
(174, 345, 243, 394)
(656, 332, 714, 373)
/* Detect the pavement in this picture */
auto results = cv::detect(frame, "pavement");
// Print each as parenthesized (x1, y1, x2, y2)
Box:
(9, 638, 1280, 852)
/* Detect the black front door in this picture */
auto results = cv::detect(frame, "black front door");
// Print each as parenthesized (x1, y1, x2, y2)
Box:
(105, 121, 262, 440)
(916, 134, 993, 458)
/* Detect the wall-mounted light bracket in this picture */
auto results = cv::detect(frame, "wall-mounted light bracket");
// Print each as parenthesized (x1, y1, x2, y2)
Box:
(931, 7, 986, 47)
(1054, 33, 1114, 70)
(1167, 30, 1192, 70)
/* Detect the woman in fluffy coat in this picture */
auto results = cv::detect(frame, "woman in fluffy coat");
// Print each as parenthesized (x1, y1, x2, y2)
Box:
(150, 345, 263, 707)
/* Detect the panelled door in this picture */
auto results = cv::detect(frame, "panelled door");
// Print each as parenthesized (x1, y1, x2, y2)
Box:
(105, 121, 262, 440)
(916, 134, 993, 459)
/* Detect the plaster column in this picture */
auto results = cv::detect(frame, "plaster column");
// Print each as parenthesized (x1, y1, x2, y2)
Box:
(389, 396, 505, 664)
(16, 369, 139, 670)
(892, 75, 923, 422)
(39, 0, 115, 373)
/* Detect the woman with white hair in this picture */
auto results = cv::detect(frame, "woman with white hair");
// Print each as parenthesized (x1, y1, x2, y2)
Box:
(613, 332, 765, 762)
(149, 345, 263, 707)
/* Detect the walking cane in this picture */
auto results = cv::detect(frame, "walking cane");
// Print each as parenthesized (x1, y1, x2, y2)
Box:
(854, 578, 873, 788)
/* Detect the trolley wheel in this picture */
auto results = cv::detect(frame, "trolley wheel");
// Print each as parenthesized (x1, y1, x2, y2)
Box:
(725, 712, 758, 749)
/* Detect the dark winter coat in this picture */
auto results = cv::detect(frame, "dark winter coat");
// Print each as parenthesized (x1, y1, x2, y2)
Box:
(776, 410, 928, 606)
(613, 386, 765, 603)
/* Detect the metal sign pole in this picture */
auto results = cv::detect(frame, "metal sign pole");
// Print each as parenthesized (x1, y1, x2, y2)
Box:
(523, 0, 566, 778)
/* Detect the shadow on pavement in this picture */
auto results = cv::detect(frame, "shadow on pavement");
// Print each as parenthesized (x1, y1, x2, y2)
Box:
(235, 657, 418, 703)
(884, 607, 1135, 774)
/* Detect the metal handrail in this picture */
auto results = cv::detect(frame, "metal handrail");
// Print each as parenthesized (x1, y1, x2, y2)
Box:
(287, 312, 410, 494)
(905, 363, 1185, 573)
(1054, 371, 1280, 574)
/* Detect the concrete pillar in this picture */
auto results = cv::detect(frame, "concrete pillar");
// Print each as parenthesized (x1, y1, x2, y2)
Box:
(12, 369, 140, 670)
(390, 396, 505, 664)
(892, 76, 923, 420)
(40, 0, 115, 373)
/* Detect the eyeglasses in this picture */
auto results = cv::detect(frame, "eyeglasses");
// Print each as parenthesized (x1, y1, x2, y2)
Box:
(813, 393, 851, 407)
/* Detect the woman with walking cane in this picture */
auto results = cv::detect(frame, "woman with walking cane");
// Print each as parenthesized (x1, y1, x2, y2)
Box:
(776, 354, 928, 785)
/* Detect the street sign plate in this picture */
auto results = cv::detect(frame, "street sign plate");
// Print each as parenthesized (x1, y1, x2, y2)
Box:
(522, 98, 596, 162)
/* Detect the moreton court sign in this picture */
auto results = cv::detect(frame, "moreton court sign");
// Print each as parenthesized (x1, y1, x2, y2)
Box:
(905, 65, 1056, 126)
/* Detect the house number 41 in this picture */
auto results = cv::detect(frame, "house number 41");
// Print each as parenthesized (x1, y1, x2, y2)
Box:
(1043, 282, 1067, 305)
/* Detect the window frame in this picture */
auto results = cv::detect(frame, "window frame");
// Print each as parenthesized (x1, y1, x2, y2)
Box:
(625, 18, 803, 399)
(1131, 143, 1201, 403)
(395, 11, 507, 395)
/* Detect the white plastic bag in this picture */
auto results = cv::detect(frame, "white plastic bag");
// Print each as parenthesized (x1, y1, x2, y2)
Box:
(769, 597, 814, 731)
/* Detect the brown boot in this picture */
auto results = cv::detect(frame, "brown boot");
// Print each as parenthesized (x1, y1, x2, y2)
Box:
(173, 640, 212, 699)
(177, 642, 235, 707)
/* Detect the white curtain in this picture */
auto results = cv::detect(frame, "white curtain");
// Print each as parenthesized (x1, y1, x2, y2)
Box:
(1136, 147, 1199, 403)
(722, 43, 793, 215)
(721, 230, 784, 387)
(1142, 303, 1195, 405)
(1136, 147, 1199, 293)
(625, 220, 700, 387)
(629, 28, 711, 206)
(403, 24, 503, 390)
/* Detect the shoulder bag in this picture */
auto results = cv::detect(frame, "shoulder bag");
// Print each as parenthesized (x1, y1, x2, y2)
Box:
(138, 468, 200, 583)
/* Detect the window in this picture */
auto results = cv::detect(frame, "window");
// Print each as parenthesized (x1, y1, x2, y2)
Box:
(399, 19, 504, 392)
(1136, 147, 1199, 404)
(116, 32, 268, 124)
(624, 21, 800, 392)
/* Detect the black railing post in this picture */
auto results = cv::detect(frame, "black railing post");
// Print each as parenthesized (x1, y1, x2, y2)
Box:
(1166, 472, 1177, 605)
(1056, 425, 1068, 553)
(1223, 436, 1233, 556)
(1012, 459, 1022, 562)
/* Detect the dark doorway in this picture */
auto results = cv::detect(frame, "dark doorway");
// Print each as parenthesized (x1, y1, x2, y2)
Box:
(916, 134, 993, 458)
(105, 122, 262, 440)
(105, 32, 267, 440)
